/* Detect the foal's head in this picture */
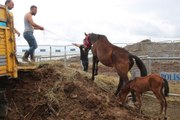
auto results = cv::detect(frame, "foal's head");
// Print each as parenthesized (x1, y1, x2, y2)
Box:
(119, 81, 132, 104)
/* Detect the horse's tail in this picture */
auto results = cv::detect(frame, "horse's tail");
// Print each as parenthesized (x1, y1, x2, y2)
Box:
(129, 54, 147, 76)
(163, 78, 169, 97)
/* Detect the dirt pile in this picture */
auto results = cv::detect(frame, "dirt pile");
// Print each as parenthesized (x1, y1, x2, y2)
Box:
(6, 61, 149, 120)
(124, 39, 180, 57)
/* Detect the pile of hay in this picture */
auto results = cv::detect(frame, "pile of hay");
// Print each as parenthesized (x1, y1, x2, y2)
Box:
(7, 61, 149, 120)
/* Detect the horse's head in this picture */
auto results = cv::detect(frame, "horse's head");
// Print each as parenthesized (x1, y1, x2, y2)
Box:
(83, 32, 99, 49)
(83, 33, 92, 49)
(83, 32, 107, 49)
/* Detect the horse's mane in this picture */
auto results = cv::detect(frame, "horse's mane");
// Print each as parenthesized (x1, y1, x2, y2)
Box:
(90, 33, 109, 43)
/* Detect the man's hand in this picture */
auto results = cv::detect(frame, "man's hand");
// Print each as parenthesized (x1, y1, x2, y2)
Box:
(72, 43, 79, 47)
(72, 43, 82, 47)
(14, 28, 20, 37)
(14, 28, 21, 37)
(39, 26, 44, 30)
(16, 31, 20, 37)
(72, 43, 77, 46)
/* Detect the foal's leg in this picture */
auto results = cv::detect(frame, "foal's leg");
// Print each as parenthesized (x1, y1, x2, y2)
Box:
(160, 89, 167, 119)
(163, 96, 167, 118)
(131, 91, 136, 102)
(135, 92, 142, 114)
(153, 90, 164, 117)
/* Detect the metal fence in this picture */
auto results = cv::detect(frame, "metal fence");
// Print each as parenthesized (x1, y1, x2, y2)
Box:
(130, 57, 180, 81)
(16, 40, 180, 59)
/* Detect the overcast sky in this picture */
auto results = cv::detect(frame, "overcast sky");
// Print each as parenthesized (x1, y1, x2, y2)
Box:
(1, 0, 180, 45)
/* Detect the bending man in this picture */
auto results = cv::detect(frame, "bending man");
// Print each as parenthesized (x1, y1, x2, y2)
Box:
(72, 43, 89, 72)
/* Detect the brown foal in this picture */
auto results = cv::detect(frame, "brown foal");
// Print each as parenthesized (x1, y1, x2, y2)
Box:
(119, 74, 169, 119)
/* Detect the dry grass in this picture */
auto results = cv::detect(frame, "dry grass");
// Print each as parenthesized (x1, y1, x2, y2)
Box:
(95, 75, 118, 93)
(168, 81, 180, 94)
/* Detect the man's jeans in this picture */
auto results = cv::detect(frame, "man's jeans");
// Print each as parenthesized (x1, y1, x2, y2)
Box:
(81, 60, 88, 72)
(23, 31, 37, 56)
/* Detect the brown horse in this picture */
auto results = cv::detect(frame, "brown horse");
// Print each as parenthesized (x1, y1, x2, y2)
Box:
(83, 33, 147, 96)
(119, 74, 169, 119)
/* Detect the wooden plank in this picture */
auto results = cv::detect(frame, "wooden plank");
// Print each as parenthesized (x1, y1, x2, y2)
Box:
(18, 64, 37, 71)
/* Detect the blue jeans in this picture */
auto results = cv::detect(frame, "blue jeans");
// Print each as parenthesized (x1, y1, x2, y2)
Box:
(23, 31, 38, 56)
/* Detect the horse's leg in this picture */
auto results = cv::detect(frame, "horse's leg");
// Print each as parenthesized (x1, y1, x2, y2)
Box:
(115, 76, 123, 96)
(115, 73, 129, 96)
(92, 56, 96, 80)
(128, 57, 136, 102)
(94, 59, 99, 76)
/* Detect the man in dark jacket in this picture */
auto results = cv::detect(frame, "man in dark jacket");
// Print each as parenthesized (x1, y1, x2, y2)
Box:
(72, 43, 89, 72)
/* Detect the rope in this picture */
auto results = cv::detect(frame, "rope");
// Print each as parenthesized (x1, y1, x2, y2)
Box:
(44, 29, 59, 36)
(43, 29, 75, 43)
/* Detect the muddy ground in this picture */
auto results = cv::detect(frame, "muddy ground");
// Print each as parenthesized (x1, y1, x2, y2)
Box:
(5, 60, 180, 120)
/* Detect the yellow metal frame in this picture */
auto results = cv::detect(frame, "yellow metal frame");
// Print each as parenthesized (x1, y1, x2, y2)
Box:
(0, 5, 7, 22)
(0, 4, 17, 78)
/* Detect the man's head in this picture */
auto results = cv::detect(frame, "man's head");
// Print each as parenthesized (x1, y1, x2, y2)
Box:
(30, 5, 37, 16)
(5, 0, 14, 10)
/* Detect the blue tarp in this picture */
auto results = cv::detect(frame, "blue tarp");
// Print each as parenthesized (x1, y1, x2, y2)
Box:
(0, 22, 7, 27)
(161, 72, 180, 81)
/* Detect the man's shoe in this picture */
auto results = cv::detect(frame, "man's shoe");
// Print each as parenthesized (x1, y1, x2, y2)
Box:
(22, 57, 29, 62)
(30, 54, 35, 63)
(22, 51, 30, 62)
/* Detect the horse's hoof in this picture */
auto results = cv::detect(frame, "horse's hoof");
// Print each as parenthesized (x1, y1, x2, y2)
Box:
(119, 103, 124, 107)
(123, 104, 130, 110)
(164, 116, 167, 120)
(140, 110, 144, 115)
(94, 73, 98, 76)
(114, 92, 118, 96)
